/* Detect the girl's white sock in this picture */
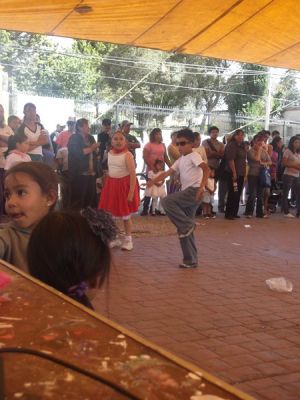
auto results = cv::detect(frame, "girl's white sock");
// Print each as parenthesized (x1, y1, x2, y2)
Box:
(124, 235, 132, 242)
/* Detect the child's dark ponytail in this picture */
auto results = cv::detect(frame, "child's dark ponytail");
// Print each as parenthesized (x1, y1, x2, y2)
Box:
(27, 209, 117, 309)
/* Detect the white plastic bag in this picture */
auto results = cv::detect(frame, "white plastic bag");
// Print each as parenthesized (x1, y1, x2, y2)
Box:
(266, 277, 293, 293)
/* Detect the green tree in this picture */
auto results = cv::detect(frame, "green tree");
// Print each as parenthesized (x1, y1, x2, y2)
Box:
(272, 70, 300, 117)
(223, 64, 267, 128)
(0, 30, 99, 110)
(168, 55, 229, 130)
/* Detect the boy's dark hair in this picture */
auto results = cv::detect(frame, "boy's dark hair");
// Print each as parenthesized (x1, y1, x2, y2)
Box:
(5, 162, 58, 209)
(193, 131, 200, 139)
(176, 128, 195, 143)
(7, 131, 28, 153)
(149, 128, 162, 143)
(27, 211, 111, 308)
(208, 126, 219, 134)
(287, 136, 300, 153)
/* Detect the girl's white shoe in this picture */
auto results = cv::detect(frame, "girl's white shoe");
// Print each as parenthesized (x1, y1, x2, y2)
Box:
(121, 239, 133, 251)
(109, 238, 122, 249)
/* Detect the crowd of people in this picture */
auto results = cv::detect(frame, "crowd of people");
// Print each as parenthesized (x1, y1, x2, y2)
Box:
(0, 101, 299, 307)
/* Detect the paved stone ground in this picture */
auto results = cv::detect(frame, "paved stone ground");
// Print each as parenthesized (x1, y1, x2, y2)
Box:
(93, 213, 300, 400)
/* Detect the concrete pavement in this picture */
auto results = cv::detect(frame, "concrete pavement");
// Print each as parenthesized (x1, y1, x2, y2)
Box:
(93, 214, 300, 400)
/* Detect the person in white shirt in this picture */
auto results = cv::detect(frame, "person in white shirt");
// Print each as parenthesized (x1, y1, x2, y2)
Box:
(4, 131, 31, 170)
(147, 128, 209, 268)
(145, 159, 167, 215)
(18, 103, 48, 162)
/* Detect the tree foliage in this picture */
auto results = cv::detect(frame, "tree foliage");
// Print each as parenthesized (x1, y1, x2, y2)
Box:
(272, 70, 300, 117)
(223, 64, 267, 126)
(0, 30, 98, 99)
(0, 29, 273, 128)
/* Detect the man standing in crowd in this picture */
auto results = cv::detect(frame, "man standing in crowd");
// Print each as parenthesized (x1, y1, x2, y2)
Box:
(202, 126, 226, 213)
(56, 119, 76, 150)
(120, 120, 141, 161)
(50, 124, 65, 155)
(97, 118, 112, 166)
(68, 118, 99, 209)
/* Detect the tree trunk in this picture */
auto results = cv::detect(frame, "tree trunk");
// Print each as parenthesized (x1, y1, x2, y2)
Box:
(199, 113, 207, 133)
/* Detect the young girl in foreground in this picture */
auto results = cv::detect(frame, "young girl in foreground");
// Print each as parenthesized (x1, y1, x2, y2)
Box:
(4, 131, 31, 170)
(0, 162, 58, 271)
(27, 208, 117, 309)
(99, 131, 139, 251)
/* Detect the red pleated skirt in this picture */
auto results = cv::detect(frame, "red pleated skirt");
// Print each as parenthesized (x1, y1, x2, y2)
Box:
(99, 175, 140, 218)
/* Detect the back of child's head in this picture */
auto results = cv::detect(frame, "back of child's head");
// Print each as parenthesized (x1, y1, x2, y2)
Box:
(27, 208, 117, 308)
(7, 131, 28, 153)
(5, 162, 58, 210)
(176, 128, 195, 143)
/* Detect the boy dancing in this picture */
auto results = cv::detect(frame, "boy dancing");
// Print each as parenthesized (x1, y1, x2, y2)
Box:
(147, 128, 209, 268)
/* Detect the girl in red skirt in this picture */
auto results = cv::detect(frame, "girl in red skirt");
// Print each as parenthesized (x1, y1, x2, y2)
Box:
(99, 131, 139, 250)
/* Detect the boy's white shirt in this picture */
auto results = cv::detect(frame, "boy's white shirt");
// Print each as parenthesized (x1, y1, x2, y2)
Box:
(193, 146, 208, 163)
(171, 152, 203, 190)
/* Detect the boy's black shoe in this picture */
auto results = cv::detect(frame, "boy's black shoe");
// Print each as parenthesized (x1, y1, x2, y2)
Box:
(179, 263, 198, 268)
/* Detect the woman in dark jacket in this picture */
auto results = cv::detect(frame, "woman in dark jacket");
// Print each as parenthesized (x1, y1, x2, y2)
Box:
(68, 118, 99, 209)
(224, 129, 247, 220)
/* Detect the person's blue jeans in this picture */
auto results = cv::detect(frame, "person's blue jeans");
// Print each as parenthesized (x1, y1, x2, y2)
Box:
(282, 174, 300, 215)
(245, 175, 263, 217)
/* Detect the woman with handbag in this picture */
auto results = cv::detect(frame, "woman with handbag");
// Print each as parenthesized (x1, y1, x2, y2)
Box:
(245, 133, 271, 218)
(224, 129, 247, 220)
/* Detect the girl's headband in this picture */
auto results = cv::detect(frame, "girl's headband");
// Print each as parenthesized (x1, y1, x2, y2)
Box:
(80, 207, 118, 245)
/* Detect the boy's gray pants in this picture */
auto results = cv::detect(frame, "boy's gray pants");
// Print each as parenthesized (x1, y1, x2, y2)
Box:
(161, 187, 200, 266)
